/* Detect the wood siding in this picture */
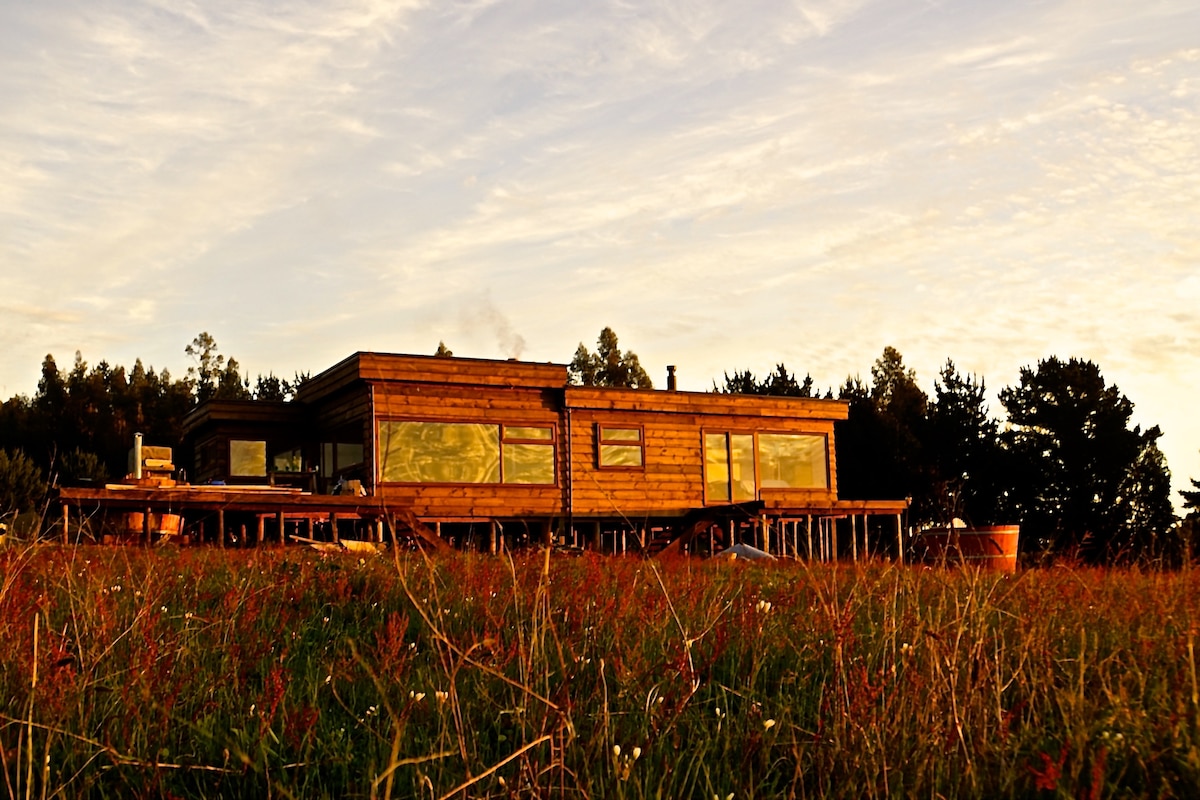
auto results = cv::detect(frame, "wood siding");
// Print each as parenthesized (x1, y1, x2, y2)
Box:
(184, 354, 855, 523)
(371, 379, 564, 520)
(565, 387, 841, 519)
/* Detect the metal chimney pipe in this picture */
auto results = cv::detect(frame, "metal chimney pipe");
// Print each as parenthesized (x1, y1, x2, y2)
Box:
(133, 432, 144, 480)
(666, 365, 677, 391)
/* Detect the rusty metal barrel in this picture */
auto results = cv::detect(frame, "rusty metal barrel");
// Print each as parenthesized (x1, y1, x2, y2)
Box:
(913, 525, 1020, 573)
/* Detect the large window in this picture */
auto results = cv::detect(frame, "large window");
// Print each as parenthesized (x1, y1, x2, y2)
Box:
(501, 425, 555, 484)
(758, 433, 827, 489)
(598, 425, 644, 469)
(705, 433, 755, 502)
(380, 421, 555, 485)
(229, 439, 267, 477)
(704, 432, 827, 503)
(272, 447, 303, 473)
(321, 441, 364, 478)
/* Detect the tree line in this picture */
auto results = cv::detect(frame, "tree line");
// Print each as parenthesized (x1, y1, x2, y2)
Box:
(714, 347, 1181, 564)
(1, 329, 1195, 563)
(0, 333, 304, 515)
(574, 330, 1188, 563)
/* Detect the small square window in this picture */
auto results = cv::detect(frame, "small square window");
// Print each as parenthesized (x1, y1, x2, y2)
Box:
(598, 425, 644, 469)
(230, 440, 267, 477)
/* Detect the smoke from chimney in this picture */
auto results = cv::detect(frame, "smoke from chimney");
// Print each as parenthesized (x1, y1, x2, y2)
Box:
(461, 296, 527, 359)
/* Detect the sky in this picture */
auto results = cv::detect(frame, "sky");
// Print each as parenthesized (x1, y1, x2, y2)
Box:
(2, 0, 1198, 503)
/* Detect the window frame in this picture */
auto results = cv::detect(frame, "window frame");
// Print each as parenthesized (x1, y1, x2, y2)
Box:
(596, 424, 646, 470)
(321, 440, 366, 479)
(500, 423, 557, 485)
(702, 430, 830, 504)
(229, 439, 268, 478)
(376, 418, 558, 486)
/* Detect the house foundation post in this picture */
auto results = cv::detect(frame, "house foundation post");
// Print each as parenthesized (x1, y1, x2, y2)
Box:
(850, 515, 858, 562)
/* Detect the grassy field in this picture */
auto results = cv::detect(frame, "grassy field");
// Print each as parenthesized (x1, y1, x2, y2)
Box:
(2, 545, 1200, 799)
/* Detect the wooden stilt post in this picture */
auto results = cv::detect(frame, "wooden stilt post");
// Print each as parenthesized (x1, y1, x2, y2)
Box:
(61, 504, 70, 545)
(329, 512, 338, 544)
(896, 514, 904, 564)
(217, 509, 225, 548)
(862, 515, 870, 560)
(807, 515, 813, 561)
(277, 510, 285, 546)
(255, 515, 265, 547)
(239, 524, 247, 548)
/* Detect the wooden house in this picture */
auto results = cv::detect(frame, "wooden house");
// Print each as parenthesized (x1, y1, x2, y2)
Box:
(59, 352, 909, 557)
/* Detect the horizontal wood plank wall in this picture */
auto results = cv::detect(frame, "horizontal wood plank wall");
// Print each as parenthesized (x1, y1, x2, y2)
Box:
(181, 400, 306, 439)
(373, 381, 564, 520)
(298, 352, 568, 404)
(566, 387, 844, 519)
(182, 401, 311, 485)
(189, 431, 226, 485)
(357, 353, 567, 389)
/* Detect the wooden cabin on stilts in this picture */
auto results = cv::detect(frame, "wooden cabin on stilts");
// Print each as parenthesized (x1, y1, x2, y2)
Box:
(57, 352, 909, 558)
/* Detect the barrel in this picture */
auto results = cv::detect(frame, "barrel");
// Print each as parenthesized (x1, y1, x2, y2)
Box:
(913, 525, 1020, 573)
(123, 512, 183, 539)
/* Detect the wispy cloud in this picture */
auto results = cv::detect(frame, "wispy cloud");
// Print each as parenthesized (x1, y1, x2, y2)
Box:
(1, 0, 1198, 491)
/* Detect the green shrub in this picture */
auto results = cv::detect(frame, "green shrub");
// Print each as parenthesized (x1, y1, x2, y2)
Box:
(0, 447, 45, 519)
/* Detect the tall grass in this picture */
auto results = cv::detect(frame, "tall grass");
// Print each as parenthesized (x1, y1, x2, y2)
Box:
(2, 544, 1199, 798)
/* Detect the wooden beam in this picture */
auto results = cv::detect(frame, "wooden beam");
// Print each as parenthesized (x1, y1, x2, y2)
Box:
(389, 507, 452, 554)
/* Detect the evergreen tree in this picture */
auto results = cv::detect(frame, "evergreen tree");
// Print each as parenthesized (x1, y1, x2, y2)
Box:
(716, 364, 816, 397)
(836, 348, 931, 518)
(927, 360, 1005, 525)
(568, 327, 653, 389)
(999, 356, 1173, 561)
(186, 332, 250, 402)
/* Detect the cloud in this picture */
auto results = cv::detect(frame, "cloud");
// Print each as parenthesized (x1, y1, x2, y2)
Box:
(1, 0, 1198, 494)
